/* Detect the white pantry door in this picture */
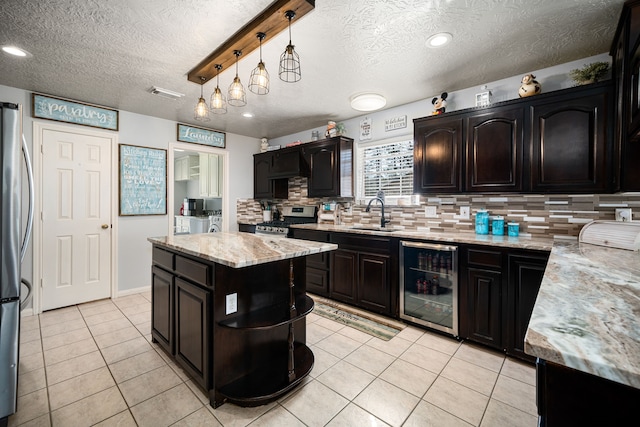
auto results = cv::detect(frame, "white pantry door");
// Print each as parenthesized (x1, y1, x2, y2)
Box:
(41, 128, 112, 310)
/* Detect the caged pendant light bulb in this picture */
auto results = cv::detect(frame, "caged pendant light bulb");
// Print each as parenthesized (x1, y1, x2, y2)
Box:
(210, 64, 227, 114)
(227, 50, 247, 107)
(279, 10, 301, 83)
(194, 76, 210, 121)
(249, 32, 270, 95)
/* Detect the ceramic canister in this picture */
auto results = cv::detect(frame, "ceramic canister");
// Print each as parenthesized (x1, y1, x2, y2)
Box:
(475, 210, 489, 235)
(492, 216, 505, 235)
(508, 222, 520, 237)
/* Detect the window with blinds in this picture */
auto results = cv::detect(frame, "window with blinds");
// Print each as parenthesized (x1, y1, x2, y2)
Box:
(359, 138, 414, 199)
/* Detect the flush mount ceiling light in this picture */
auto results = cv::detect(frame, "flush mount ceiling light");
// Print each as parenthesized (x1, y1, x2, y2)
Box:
(1, 45, 31, 57)
(210, 64, 227, 114)
(194, 77, 210, 121)
(228, 50, 247, 107)
(279, 10, 301, 82)
(350, 93, 387, 112)
(242, 112, 254, 118)
(249, 32, 270, 95)
(186, 0, 314, 85)
(426, 32, 452, 48)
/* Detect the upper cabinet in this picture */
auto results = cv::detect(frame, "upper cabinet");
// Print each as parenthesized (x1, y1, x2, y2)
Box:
(253, 136, 354, 200)
(175, 155, 198, 181)
(306, 136, 354, 198)
(611, 0, 640, 190)
(414, 81, 614, 194)
(199, 153, 221, 197)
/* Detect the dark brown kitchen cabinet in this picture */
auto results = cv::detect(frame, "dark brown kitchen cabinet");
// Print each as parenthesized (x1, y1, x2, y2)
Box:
(329, 233, 395, 316)
(253, 152, 288, 199)
(270, 147, 308, 179)
(413, 81, 614, 194)
(151, 265, 173, 355)
(506, 251, 548, 362)
(530, 85, 612, 193)
(306, 136, 354, 198)
(460, 247, 504, 350)
(465, 107, 524, 192)
(175, 277, 211, 390)
(611, 0, 640, 190)
(413, 116, 463, 193)
(289, 229, 331, 297)
(458, 245, 549, 361)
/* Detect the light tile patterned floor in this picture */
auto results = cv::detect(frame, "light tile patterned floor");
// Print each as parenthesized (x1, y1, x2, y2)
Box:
(10, 292, 538, 427)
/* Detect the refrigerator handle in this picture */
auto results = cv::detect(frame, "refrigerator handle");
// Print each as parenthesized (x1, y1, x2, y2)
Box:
(21, 133, 34, 263)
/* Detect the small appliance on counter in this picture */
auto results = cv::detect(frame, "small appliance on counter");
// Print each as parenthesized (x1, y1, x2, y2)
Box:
(183, 198, 203, 216)
(318, 202, 341, 225)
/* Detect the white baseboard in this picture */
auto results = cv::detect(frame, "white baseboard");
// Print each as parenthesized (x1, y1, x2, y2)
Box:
(21, 308, 34, 317)
(116, 285, 151, 298)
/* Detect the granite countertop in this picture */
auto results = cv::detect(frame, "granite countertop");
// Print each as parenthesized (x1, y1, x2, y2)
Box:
(290, 223, 555, 252)
(148, 232, 337, 269)
(525, 241, 640, 389)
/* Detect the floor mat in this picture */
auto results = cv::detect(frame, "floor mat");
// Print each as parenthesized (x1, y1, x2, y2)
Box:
(310, 295, 405, 341)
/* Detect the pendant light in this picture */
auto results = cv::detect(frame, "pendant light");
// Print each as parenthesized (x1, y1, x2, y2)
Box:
(228, 50, 247, 107)
(249, 32, 270, 95)
(210, 64, 227, 114)
(194, 76, 210, 121)
(279, 10, 301, 83)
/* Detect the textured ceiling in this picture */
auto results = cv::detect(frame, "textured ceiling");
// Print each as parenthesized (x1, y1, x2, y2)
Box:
(0, 0, 625, 139)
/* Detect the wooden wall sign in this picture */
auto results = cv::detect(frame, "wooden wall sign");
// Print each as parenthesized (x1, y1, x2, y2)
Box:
(32, 93, 119, 130)
(177, 123, 226, 148)
(119, 144, 167, 216)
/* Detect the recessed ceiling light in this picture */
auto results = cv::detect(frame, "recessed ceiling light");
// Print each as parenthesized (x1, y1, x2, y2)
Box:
(350, 93, 387, 112)
(426, 32, 452, 48)
(242, 112, 254, 118)
(2, 45, 31, 57)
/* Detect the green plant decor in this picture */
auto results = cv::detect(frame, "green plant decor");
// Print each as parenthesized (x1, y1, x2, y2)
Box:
(569, 62, 610, 85)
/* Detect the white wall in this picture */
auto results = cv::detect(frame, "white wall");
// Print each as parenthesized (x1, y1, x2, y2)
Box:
(0, 84, 257, 297)
(269, 53, 611, 147)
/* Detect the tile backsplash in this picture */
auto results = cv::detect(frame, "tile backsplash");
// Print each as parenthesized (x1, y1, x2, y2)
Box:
(237, 177, 640, 239)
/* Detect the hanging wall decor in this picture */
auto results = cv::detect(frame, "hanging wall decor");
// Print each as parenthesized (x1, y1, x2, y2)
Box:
(119, 144, 167, 216)
(32, 93, 119, 130)
(177, 123, 226, 148)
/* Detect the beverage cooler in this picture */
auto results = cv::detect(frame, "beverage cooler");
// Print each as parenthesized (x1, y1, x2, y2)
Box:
(399, 241, 458, 336)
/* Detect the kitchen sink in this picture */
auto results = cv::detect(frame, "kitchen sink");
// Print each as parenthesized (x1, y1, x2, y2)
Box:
(349, 226, 396, 232)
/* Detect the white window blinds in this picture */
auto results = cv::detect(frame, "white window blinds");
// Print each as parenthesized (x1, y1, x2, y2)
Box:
(360, 139, 414, 198)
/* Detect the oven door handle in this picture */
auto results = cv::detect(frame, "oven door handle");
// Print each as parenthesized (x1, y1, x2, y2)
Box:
(401, 240, 457, 252)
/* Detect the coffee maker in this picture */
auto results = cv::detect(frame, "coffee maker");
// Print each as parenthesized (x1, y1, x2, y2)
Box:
(183, 198, 204, 216)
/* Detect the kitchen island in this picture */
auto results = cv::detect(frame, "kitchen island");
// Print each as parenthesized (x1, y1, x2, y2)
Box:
(147, 232, 337, 408)
(524, 241, 640, 426)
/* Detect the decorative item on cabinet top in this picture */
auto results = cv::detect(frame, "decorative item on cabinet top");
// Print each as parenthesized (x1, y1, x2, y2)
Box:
(569, 61, 610, 86)
(518, 74, 541, 98)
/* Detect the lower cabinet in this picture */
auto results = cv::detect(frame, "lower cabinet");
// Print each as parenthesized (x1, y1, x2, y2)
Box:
(151, 266, 173, 355)
(175, 277, 211, 390)
(289, 229, 331, 297)
(506, 252, 548, 361)
(329, 233, 395, 316)
(459, 245, 549, 362)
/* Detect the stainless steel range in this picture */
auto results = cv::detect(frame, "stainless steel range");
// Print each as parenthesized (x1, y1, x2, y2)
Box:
(255, 206, 317, 236)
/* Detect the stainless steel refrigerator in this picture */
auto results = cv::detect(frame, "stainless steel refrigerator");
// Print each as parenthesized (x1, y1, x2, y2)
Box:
(0, 102, 34, 424)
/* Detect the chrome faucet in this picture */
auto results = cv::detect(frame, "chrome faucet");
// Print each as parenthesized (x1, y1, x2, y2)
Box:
(366, 197, 391, 228)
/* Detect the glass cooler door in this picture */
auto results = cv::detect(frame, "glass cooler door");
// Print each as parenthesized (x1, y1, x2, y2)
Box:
(399, 241, 458, 336)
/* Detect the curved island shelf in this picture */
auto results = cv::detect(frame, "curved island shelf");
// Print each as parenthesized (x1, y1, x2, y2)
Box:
(148, 232, 337, 409)
(219, 295, 314, 329)
(218, 343, 314, 407)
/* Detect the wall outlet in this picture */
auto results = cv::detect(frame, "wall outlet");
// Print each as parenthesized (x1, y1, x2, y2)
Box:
(615, 208, 632, 222)
(460, 206, 470, 219)
(225, 293, 238, 315)
(425, 206, 437, 218)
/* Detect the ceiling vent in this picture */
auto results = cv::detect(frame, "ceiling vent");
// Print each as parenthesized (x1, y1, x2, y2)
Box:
(150, 87, 185, 100)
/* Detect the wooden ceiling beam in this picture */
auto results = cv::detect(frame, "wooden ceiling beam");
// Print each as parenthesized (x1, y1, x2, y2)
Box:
(187, 0, 315, 85)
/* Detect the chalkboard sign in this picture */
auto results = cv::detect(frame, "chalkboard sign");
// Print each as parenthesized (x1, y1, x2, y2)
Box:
(119, 144, 167, 216)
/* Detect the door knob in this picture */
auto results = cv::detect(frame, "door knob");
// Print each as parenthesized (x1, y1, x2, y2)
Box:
(101, 224, 109, 229)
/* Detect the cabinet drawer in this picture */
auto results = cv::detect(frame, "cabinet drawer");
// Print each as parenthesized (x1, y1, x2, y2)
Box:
(153, 247, 174, 271)
(467, 248, 502, 269)
(175, 255, 211, 287)
(331, 233, 391, 253)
